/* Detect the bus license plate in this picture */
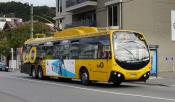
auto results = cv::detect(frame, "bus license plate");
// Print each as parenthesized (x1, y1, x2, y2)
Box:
(130, 74, 136, 77)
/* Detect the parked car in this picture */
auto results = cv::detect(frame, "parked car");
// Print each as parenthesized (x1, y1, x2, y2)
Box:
(0, 62, 9, 72)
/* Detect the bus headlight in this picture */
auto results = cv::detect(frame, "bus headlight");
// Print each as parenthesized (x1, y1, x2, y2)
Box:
(139, 72, 150, 81)
(144, 74, 147, 77)
(118, 73, 121, 77)
(109, 71, 124, 82)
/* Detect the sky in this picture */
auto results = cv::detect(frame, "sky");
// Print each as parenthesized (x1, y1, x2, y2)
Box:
(0, 0, 56, 7)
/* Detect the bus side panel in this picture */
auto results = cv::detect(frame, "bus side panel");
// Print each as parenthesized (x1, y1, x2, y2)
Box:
(75, 60, 112, 82)
(20, 63, 32, 75)
(41, 60, 47, 77)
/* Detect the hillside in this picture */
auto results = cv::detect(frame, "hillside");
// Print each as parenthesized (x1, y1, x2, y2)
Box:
(0, 1, 55, 23)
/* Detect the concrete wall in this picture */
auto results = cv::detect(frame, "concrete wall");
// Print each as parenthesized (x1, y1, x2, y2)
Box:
(152, 0, 175, 71)
(61, 0, 72, 28)
(122, 0, 175, 71)
(122, 0, 154, 41)
(96, 0, 108, 27)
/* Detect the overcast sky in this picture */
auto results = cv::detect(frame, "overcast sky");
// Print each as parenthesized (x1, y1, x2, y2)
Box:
(0, 0, 56, 7)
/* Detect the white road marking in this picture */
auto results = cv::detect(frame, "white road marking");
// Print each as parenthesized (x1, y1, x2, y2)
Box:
(1, 75, 175, 102)
(169, 85, 175, 87)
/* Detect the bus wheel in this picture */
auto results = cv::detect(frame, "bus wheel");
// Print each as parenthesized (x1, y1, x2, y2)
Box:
(113, 81, 122, 86)
(80, 69, 90, 85)
(32, 68, 37, 79)
(38, 67, 44, 80)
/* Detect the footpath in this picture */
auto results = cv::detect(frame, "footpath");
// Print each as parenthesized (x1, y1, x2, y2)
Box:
(140, 72, 175, 86)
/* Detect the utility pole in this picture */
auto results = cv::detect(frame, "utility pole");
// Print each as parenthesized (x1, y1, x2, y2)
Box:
(11, 48, 14, 71)
(30, 4, 34, 39)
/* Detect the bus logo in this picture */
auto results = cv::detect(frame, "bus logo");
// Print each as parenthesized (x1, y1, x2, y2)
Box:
(97, 62, 104, 69)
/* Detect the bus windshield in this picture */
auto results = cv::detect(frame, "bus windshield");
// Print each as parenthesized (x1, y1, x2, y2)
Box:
(113, 31, 150, 70)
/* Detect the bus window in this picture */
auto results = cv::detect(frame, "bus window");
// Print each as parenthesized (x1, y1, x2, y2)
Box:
(23, 45, 31, 53)
(22, 45, 31, 62)
(36, 44, 45, 60)
(53, 40, 70, 59)
(53, 42, 60, 59)
(79, 37, 98, 59)
(113, 31, 150, 70)
(79, 44, 98, 59)
(43, 42, 54, 59)
(70, 40, 80, 59)
(97, 35, 111, 59)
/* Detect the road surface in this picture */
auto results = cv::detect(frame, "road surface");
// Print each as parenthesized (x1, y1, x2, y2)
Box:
(0, 71, 175, 102)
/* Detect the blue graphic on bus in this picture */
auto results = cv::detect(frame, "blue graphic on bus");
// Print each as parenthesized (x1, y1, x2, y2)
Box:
(52, 60, 62, 74)
(51, 60, 75, 77)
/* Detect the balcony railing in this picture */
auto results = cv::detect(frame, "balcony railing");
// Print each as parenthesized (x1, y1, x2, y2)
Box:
(66, 0, 97, 8)
(65, 20, 96, 28)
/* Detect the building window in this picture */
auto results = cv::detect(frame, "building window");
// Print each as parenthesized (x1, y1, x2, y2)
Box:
(108, 4, 120, 26)
(58, 0, 62, 13)
(71, 10, 96, 27)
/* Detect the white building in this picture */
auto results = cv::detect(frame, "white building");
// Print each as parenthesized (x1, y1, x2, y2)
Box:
(0, 17, 23, 31)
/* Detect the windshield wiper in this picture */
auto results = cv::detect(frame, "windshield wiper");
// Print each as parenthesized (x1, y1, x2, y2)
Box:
(141, 57, 149, 61)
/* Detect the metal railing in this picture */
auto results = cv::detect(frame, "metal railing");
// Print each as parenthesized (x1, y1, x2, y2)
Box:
(66, 0, 97, 8)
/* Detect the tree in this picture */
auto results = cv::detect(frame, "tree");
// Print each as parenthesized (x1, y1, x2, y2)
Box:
(0, 22, 53, 64)
(0, 1, 55, 22)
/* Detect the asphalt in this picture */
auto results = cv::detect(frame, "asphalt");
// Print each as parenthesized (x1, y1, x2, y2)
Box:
(7, 68, 175, 86)
(0, 71, 175, 102)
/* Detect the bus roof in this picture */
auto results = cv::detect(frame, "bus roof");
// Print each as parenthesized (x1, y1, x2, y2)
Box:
(53, 26, 109, 39)
(25, 26, 108, 45)
(24, 26, 140, 45)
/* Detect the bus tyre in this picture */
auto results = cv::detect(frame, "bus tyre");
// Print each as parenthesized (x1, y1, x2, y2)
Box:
(80, 69, 90, 85)
(38, 67, 44, 80)
(5, 68, 8, 72)
(113, 81, 122, 86)
(32, 68, 37, 79)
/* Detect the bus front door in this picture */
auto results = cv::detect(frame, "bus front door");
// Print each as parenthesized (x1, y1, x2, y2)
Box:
(93, 60, 111, 81)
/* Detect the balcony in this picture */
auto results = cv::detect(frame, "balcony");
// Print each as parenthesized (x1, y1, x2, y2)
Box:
(53, 14, 64, 20)
(105, 0, 122, 6)
(65, 0, 97, 13)
(65, 20, 96, 28)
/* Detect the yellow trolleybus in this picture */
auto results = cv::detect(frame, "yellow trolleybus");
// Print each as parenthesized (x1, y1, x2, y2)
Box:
(21, 27, 151, 85)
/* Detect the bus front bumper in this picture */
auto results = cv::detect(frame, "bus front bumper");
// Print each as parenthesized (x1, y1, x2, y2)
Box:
(109, 71, 150, 82)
